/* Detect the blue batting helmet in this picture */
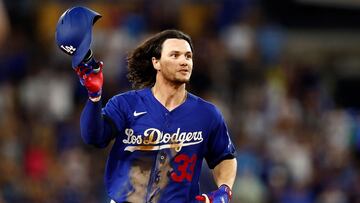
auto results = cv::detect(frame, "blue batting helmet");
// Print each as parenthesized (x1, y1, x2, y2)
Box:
(55, 6, 101, 68)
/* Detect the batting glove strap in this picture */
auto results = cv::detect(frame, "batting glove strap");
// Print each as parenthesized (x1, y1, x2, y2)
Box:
(196, 184, 232, 203)
(88, 88, 102, 99)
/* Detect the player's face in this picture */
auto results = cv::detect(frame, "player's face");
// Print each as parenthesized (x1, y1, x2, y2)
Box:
(153, 38, 193, 85)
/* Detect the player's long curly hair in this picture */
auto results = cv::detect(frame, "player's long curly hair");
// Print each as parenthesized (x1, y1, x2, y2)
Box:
(127, 29, 194, 89)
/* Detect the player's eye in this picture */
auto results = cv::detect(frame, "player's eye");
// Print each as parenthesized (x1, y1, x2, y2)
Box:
(186, 54, 192, 60)
(170, 53, 179, 58)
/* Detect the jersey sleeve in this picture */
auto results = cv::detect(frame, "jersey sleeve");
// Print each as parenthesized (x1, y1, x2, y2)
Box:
(80, 99, 116, 148)
(102, 95, 129, 134)
(205, 108, 236, 169)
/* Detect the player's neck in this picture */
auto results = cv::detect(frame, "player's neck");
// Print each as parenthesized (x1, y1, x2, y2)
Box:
(151, 82, 187, 112)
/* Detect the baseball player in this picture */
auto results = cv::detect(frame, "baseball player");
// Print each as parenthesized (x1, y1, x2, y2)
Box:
(56, 7, 237, 203)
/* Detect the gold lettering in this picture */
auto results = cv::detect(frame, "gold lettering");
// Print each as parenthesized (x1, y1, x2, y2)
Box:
(123, 128, 134, 144)
(179, 132, 186, 142)
(197, 132, 203, 141)
(163, 133, 171, 143)
(186, 132, 194, 142)
(171, 128, 180, 142)
(122, 127, 204, 152)
(144, 128, 161, 144)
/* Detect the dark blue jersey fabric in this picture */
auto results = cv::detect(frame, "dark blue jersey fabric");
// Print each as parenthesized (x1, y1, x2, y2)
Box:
(80, 88, 235, 203)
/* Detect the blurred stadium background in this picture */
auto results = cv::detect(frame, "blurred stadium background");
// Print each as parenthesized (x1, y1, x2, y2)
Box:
(1, 0, 360, 202)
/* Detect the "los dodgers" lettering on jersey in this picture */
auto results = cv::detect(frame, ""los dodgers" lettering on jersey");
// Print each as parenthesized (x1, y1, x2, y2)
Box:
(123, 127, 204, 152)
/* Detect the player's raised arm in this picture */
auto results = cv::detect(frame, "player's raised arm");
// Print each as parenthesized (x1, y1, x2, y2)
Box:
(77, 58, 114, 148)
(55, 7, 114, 147)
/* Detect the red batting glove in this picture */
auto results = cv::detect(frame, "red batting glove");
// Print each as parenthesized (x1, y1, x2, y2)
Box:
(196, 184, 232, 203)
(75, 60, 103, 99)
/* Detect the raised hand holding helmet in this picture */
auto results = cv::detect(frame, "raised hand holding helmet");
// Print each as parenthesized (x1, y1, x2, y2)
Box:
(55, 6, 103, 100)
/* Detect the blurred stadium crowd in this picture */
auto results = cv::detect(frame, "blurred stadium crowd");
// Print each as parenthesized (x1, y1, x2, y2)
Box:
(1, 0, 360, 202)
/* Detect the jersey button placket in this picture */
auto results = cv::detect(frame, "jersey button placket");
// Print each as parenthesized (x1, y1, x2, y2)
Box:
(164, 112, 170, 128)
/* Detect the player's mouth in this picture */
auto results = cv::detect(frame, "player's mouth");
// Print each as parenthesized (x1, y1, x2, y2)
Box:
(178, 69, 190, 74)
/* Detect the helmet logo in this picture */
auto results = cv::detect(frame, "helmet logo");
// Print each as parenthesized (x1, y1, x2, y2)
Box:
(60, 45, 76, 55)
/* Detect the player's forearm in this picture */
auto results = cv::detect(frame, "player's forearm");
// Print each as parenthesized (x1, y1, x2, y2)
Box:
(212, 158, 237, 188)
(80, 99, 112, 148)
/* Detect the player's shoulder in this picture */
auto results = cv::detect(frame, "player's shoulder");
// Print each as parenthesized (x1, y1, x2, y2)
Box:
(109, 88, 147, 101)
(188, 92, 222, 116)
(104, 89, 147, 111)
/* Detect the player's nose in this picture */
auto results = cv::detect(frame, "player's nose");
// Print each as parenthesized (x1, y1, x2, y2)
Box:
(179, 55, 190, 66)
(179, 61, 188, 67)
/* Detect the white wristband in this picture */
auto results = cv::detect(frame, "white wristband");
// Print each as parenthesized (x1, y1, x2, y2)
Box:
(89, 96, 101, 102)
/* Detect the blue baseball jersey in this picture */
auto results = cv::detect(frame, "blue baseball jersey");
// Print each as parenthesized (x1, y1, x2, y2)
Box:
(83, 88, 235, 203)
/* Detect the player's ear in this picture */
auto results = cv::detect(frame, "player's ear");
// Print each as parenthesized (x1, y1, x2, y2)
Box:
(152, 57, 160, 71)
